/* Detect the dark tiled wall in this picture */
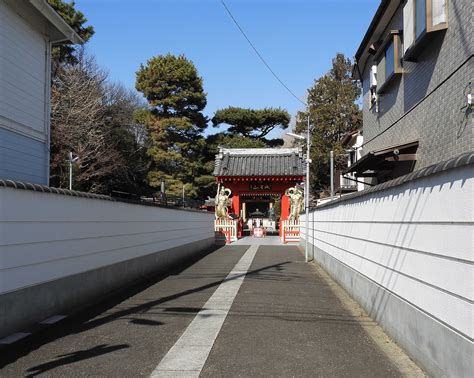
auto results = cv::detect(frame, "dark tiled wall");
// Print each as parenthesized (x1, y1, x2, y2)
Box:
(361, 0, 473, 169)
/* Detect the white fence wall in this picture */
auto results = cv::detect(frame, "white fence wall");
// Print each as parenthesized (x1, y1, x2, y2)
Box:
(302, 163, 473, 377)
(0, 187, 214, 296)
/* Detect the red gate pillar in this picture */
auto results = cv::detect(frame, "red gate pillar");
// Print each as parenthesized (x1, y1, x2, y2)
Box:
(231, 193, 242, 238)
(280, 194, 290, 237)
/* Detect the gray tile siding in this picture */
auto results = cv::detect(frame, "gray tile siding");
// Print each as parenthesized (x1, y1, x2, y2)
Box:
(0, 128, 48, 184)
(361, 0, 473, 169)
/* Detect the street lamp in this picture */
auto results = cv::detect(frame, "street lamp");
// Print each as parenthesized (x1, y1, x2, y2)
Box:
(286, 116, 312, 262)
(66, 151, 79, 190)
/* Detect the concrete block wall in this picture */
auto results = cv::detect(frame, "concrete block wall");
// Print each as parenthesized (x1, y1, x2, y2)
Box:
(361, 0, 473, 169)
(301, 162, 473, 377)
(0, 186, 215, 338)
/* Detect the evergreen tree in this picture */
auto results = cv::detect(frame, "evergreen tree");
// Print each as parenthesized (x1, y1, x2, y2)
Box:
(193, 133, 268, 200)
(47, 0, 94, 68)
(212, 107, 290, 146)
(135, 54, 208, 197)
(295, 53, 362, 194)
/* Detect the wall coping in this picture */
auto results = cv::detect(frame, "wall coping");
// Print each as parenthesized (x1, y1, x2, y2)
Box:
(0, 179, 210, 214)
(314, 151, 473, 211)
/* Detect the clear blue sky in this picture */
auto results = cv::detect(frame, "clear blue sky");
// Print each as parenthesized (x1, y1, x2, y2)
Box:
(74, 0, 379, 137)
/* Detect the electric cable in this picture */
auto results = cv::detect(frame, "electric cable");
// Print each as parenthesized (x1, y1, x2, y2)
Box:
(220, 0, 306, 106)
(363, 54, 473, 147)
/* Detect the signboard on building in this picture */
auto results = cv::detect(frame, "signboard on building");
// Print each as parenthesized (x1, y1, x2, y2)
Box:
(249, 183, 272, 191)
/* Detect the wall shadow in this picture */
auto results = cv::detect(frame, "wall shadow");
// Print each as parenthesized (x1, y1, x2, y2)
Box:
(403, 31, 445, 112)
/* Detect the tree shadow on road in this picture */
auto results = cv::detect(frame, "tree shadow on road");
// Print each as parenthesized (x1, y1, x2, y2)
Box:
(0, 248, 291, 369)
(24, 343, 129, 377)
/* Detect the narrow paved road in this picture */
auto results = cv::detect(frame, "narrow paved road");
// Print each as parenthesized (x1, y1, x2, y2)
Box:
(0, 244, 423, 377)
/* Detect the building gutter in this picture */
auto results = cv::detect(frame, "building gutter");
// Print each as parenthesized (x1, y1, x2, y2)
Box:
(29, 0, 84, 44)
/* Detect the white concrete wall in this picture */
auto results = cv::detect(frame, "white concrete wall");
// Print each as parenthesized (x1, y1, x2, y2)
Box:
(0, 187, 215, 296)
(302, 164, 473, 376)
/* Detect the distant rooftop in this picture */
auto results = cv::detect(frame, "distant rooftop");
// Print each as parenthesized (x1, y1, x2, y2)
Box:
(213, 147, 305, 177)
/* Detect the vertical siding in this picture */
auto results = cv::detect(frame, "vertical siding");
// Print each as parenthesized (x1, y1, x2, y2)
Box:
(0, 128, 48, 183)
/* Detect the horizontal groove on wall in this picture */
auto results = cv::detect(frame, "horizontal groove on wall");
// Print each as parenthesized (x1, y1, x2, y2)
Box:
(1, 236, 215, 298)
(1, 231, 213, 272)
(308, 220, 474, 225)
(0, 167, 45, 180)
(303, 234, 472, 304)
(1, 225, 212, 247)
(310, 241, 474, 342)
(302, 227, 472, 264)
(0, 219, 212, 224)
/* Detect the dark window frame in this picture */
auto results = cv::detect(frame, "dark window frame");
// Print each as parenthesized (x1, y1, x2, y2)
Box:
(374, 30, 403, 94)
(404, 0, 448, 61)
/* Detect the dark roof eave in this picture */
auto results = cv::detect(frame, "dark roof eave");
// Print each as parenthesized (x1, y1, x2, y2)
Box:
(216, 174, 305, 179)
(345, 140, 419, 174)
(354, 0, 391, 62)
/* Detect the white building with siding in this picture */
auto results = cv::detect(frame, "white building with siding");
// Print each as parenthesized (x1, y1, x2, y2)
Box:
(0, 0, 83, 184)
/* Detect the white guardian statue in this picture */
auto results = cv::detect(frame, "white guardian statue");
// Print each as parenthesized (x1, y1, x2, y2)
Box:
(285, 185, 304, 221)
(215, 186, 232, 220)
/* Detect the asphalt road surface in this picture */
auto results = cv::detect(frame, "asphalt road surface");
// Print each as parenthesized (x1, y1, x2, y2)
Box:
(0, 244, 424, 377)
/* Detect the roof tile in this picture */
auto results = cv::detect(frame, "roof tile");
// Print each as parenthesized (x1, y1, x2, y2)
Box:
(213, 148, 305, 177)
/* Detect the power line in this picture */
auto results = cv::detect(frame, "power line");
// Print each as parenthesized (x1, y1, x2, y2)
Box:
(220, 0, 306, 107)
(363, 55, 472, 147)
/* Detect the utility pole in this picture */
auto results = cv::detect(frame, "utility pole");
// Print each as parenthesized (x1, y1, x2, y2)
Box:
(305, 115, 311, 262)
(330, 150, 334, 198)
(286, 116, 312, 263)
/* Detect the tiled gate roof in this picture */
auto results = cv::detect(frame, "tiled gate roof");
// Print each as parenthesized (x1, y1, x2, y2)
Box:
(213, 148, 305, 177)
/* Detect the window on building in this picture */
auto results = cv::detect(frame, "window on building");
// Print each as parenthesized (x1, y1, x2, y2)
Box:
(375, 31, 402, 94)
(369, 65, 377, 108)
(432, 0, 448, 28)
(416, 0, 427, 38)
(385, 40, 395, 77)
(404, 0, 448, 59)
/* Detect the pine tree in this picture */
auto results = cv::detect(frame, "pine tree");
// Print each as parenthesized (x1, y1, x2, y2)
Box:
(135, 54, 208, 196)
(212, 107, 290, 146)
(47, 0, 94, 68)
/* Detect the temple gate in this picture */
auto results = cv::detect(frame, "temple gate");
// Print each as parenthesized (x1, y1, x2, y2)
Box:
(213, 148, 305, 242)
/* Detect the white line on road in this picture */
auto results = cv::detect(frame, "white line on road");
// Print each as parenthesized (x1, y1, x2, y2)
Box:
(150, 245, 259, 378)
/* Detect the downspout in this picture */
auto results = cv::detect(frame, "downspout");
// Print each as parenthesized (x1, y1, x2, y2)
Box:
(356, 63, 363, 85)
(44, 38, 52, 186)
